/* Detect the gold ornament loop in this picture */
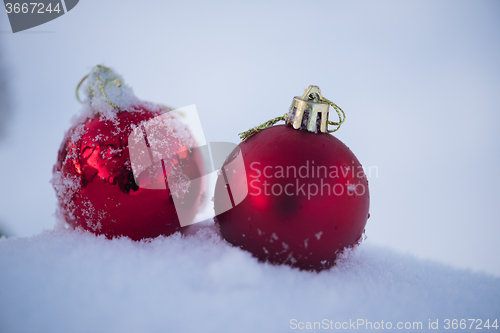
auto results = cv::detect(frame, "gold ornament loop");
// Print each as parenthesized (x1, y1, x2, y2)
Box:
(238, 113, 287, 142)
(96, 75, 119, 109)
(75, 66, 122, 109)
(75, 74, 88, 104)
(239, 86, 347, 142)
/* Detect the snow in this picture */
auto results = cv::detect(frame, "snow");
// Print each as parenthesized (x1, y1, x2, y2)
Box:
(80, 65, 141, 120)
(1, 225, 498, 333)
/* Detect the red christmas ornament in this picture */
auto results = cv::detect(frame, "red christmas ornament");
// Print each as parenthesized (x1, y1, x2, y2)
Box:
(52, 65, 203, 240)
(214, 86, 370, 271)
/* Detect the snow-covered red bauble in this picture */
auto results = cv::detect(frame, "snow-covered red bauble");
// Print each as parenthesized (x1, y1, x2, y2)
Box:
(214, 86, 370, 271)
(52, 65, 203, 240)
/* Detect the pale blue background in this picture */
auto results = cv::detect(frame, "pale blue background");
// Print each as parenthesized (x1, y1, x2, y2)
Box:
(0, 0, 499, 276)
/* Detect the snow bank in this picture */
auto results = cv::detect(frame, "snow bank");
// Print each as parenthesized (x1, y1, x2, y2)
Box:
(0, 225, 498, 333)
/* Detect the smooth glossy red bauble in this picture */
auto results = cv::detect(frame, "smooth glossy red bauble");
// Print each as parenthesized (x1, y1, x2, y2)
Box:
(214, 125, 370, 271)
(53, 107, 202, 240)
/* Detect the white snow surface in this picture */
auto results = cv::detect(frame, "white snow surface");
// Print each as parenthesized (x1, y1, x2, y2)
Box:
(0, 225, 498, 333)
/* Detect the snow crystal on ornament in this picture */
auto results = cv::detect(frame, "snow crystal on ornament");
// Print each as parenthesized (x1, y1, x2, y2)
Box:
(51, 170, 81, 226)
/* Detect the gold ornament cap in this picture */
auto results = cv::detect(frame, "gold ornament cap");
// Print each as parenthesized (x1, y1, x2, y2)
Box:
(238, 85, 345, 141)
(286, 85, 330, 133)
